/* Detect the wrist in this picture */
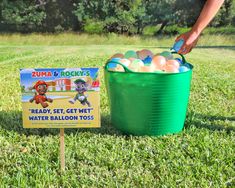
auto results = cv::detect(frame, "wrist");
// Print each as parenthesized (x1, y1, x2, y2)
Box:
(190, 27, 201, 37)
(189, 28, 201, 37)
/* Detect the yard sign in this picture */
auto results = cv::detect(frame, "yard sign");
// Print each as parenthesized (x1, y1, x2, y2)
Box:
(20, 68, 100, 171)
(20, 68, 100, 128)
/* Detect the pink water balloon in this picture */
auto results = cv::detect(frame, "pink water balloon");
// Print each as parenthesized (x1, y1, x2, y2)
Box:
(110, 53, 124, 59)
(137, 49, 154, 60)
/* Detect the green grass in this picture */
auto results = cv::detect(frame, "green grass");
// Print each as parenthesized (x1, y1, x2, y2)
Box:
(1, 32, 235, 47)
(0, 34, 235, 187)
(144, 26, 235, 36)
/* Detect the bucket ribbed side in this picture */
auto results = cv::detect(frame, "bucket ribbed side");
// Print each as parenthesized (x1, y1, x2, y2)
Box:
(105, 69, 193, 136)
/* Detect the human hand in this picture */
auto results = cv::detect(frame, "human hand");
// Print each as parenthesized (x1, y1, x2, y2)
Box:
(175, 30, 200, 54)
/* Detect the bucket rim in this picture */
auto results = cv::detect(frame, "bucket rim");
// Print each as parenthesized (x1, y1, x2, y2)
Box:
(104, 63, 193, 75)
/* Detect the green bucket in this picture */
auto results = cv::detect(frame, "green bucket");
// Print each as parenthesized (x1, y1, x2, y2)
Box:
(104, 53, 193, 136)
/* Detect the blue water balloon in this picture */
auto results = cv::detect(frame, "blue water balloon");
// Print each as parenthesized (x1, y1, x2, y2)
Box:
(108, 58, 121, 68)
(111, 58, 121, 62)
(175, 58, 183, 65)
(172, 39, 184, 52)
(179, 66, 189, 72)
(143, 56, 152, 65)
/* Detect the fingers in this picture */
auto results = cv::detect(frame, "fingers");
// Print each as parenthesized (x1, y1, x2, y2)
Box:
(178, 44, 187, 54)
(180, 47, 190, 55)
(175, 35, 183, 42)
(178, 44, 192, 55)
(183, 47, 192, 54)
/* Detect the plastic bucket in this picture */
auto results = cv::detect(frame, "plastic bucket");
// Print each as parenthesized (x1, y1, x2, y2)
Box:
(104, 53, 193, 136)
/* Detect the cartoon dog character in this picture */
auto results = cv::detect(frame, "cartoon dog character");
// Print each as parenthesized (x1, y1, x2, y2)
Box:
(69, 79, 91, 107)
(29, 80, 53, 108)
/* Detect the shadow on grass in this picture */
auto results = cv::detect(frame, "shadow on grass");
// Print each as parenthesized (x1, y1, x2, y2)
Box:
(185, 113, 235, 133)
(0, 110, 122, 137)
(145, 45, 235, 50)
(0, 110, 234, 137)
(196, 45, 235, 50)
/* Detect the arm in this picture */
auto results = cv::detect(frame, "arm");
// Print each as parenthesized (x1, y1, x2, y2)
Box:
(176, 0, 224, 54)
(46, 96, 53, 103)
(29, 93, 36, 103)
(29, 97, 35, 103)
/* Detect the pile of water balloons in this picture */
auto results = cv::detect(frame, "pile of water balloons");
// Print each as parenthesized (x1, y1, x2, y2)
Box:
(107, 49, 191, 73)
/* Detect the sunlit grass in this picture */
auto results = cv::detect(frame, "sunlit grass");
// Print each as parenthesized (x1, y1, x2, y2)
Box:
(0, 33, 235, 47)
(0, 34, 234, 187)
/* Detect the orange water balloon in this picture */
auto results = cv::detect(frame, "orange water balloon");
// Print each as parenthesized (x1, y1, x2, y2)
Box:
(119, 58, 131, 67)
(164, 65, 179, 73)
(166, 60, 180, 68)
(128, 57, 136, 62)
(151, 55, 166, 70)
(115, 65, 125, 72)
(110, 53, 124, 59)
(139, 65, 155, 72)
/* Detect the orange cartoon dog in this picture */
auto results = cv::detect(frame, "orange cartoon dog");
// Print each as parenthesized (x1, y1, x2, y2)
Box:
(29, 80, 53, 108)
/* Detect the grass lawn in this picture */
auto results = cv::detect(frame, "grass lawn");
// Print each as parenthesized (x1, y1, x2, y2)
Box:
(0, 34, 234, 187)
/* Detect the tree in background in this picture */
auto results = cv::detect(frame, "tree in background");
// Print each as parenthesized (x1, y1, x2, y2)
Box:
(72, 0, 113, 33)
(0, 0, 46, 32)
(210, 0, 234, 27)
(42, 0, 79, 32)
(174, 0, 205, 27)
(21, 85, 25, 93)
(0, 0, 79, 32)
(0, 0, 234, 34)
(73, 0, 148, 35)
(145, 0, 177, 34)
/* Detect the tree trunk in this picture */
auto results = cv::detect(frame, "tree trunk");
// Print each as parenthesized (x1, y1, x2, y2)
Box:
(156, 21, 168, 35)
(138, 25, 144, 35)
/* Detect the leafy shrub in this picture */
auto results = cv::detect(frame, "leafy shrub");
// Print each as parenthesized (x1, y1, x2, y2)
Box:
(161, 25, 190, 35)
(204, 26, 235, 35)
(84, 20, 104, 34)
